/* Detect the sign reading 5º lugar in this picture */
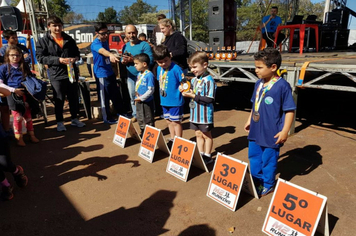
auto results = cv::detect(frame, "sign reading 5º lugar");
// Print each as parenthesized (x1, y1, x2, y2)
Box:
(207, 153, 248, 211)
(263, 179, 328, 236)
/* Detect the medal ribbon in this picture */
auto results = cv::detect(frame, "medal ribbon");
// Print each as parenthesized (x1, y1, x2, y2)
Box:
(135, 70, 149, 92)
(254, 77, 279, 112)
(191, 75, 205, 104)
(159, 68, 169, 91)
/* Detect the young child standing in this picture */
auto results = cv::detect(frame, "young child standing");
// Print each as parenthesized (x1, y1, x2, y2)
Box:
(244, 48, 296, 197)
(0, 85, 28, 200)
(153, 45, 184, 146)
(180, 52, 216, 165)
(133, 53, 155, 136)
(0, 45, 40, 146)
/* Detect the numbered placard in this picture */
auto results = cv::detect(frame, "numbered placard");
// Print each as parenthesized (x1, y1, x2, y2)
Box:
(207, 153, 248, 211)
(138, 125, 169, 162)
(263, 179, 328, 236)
(166, 137, 196, 182)
(113, 116, 140, 148)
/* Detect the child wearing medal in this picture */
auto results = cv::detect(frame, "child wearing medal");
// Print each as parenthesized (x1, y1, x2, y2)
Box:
(133, 53, 155, 137)
(179, 52, 216, 165)
(244, 48, 296, 197)
(153, 45, 184, 147)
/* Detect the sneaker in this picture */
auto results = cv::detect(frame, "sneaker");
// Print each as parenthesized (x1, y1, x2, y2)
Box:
(202, 155, 214, 165)
(259, 186, 274, 197)
(167, 139, 173, 150)
(256, 184, 264, 196)
(13, 165, 28, 188)
(71, 119, 86, 127)
(57, 122, 67, 132)
(1, 185, 14, 201)
(104, 119, 118, 125)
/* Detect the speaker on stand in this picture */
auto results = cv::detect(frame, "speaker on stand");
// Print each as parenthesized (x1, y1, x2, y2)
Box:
(0, 6, 23, 31)
(208, 0, 237, 54)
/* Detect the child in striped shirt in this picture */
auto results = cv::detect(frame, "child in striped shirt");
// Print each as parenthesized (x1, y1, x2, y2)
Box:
(180, 51, 216, 165)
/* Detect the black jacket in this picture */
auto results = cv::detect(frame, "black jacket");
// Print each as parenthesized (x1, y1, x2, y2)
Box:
(36, 31, 80, 81)
(163, 31, 188, 70)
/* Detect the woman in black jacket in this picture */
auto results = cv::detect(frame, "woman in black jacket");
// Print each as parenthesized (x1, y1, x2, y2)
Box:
(159, 18, 189, 74)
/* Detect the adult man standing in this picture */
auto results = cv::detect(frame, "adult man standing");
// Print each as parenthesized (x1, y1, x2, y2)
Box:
(121, 25, 153, 121)
(260, 6, 285, 48)
(36, 16, 85, 131)
(91, 22, 125, 124)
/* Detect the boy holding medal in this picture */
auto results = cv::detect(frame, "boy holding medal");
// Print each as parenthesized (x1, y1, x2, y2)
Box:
(179, 52, 216, 165)
(244, 48, 296, 197)
(153, 45, 185, 147)
(133, 53, 155, 136)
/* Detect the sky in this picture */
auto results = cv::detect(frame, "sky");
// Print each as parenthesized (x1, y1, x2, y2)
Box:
(67, 0, 170, 21)
(67, 0, 356, 29)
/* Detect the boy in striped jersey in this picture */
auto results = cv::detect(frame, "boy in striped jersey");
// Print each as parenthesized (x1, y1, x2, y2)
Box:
(180, 52, 216, 165)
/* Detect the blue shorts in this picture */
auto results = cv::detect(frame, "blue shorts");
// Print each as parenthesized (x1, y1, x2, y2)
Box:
(162, 106, 184, 122)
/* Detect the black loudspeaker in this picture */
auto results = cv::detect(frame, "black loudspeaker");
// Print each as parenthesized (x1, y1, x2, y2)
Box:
(209, 30, 236, 52)
(208, 0, 237, 31)
(320, 29, 349, 49)
(325, 9, 349, 29)
(0, 6, 23, 31)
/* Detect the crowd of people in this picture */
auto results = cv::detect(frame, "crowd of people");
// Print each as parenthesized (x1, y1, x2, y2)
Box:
(0, 11, 295, 201)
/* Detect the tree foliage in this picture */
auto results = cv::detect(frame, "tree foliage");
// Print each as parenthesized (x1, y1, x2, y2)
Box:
(63, 11, 84, 24)
(97, 7, 119, 23)
(137, 10, 169, 24)
(118, 0, 157, 25)
(47, 0, 71, 19)
(184, 0, 209, 43)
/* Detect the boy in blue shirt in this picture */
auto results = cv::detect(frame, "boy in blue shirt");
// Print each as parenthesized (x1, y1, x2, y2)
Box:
(180, 51, 216, 165)
(244, 48, 296, 197)
(153, 45, 184, 147)
(133, 53, 155, 136)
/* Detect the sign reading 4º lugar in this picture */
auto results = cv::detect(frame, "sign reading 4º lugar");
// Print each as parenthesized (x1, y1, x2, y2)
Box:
(207, 153, 248, 211)
(263, 179, 328, 236)
(113, 116, 141, 148)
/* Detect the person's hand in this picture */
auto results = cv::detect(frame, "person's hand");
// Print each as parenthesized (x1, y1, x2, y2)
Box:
(14, 88, 24, 97)
(274, 130, 289, 144)
(182, 89, 195, 98)
(244, 120, 250, 132)
(134, 98, 141, 102)
(109, 54, 120, 63)
(59, 58, 70, 64)
(121, 54, 132, 64)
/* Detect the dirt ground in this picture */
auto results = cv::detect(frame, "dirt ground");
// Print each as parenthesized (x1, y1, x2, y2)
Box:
(0, 85, 355, 236)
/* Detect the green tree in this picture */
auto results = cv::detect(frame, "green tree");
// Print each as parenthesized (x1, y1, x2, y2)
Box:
(137, 10, 169, 24)
(97, 7, 119, 23)
(184, 0, 209, 43)
(47, 0, 71, 19)
(118, 0, 157, 25)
